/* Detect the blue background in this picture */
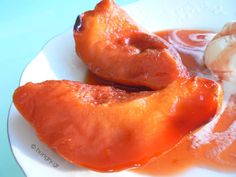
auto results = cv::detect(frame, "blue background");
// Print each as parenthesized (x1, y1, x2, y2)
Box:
(0, 0, 136, 176)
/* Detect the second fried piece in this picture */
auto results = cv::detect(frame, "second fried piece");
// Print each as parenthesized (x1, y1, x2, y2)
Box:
(74, 0, 188, 90)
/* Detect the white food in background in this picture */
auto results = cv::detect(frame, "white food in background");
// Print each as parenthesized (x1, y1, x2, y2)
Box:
(205, 35, 236, 72)
(204, 21, 236, 81)
(213, 21, 236, 39)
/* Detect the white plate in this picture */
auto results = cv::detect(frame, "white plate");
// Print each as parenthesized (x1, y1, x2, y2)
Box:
(8, 0, 236, 177)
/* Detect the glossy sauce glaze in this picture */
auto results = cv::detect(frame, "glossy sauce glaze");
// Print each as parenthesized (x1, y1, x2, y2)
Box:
(86, 30, 236, 174)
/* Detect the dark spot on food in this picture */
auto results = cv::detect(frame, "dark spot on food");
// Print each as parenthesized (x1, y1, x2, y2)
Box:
(74, 15, 82, 31)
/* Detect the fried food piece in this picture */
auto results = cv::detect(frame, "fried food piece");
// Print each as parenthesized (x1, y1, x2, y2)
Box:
(13, 77, 222, 172)
(74, 0, 188, 90)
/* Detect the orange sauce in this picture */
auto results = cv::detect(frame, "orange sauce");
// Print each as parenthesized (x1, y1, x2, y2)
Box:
(136, 93, 236, 175)
(85, 30, 236, 175)
(86, 69, 151, 92)
(155, 30, 214, 75)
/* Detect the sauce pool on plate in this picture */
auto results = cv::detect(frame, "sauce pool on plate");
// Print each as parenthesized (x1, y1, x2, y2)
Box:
(86, 29, 236, 175)
(156, 29, 215, 76)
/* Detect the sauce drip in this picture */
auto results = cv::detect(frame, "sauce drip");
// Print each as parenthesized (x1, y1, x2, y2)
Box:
(85, 29, 236, 175)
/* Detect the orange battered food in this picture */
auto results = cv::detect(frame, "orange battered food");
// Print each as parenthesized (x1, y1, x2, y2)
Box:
(13, 77, 222, 172)
(74, 0, 188, 90)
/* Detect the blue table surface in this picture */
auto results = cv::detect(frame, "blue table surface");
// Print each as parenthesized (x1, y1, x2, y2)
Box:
(0, 0, 136, 176)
